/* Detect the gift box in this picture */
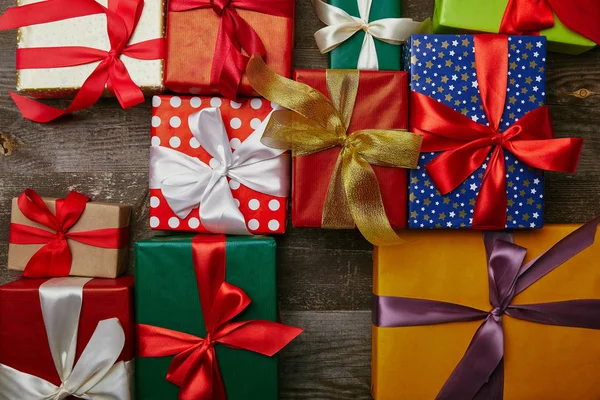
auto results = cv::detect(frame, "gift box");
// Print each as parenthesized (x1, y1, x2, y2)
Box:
(8, 189, 131, 278)
(165, 0, 295, 99)
(405, 34, 582, 230)
(432, 0, 597, 55)
(0, 277, 135, 399)
(149, 95, 289, 235)
(292, 69, 410, 229)
(135, 235, 301, 400)
(15, 0, 165, 97)
(372, 221, 600, 400)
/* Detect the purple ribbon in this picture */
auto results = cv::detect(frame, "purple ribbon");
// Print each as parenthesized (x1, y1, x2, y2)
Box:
(373, 217, 600, 399)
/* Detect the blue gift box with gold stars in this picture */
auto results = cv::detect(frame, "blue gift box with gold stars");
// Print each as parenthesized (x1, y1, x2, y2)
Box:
(404, 34, 546, 229)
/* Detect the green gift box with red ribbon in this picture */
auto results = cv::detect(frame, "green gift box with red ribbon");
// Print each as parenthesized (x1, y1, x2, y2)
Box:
(135, 235, 302, 400)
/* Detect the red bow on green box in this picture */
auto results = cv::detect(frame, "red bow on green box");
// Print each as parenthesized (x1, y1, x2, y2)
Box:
(138, 235, 302, 400)
(500, 0, 600, 45)
(0, 0, 165, 123)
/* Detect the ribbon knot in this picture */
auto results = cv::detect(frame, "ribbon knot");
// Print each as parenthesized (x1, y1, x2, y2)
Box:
(54, 383, 73, 400)
(55, 231, 67, 241)
(490, 134, 504, 146)
(211, 0, 231, 14)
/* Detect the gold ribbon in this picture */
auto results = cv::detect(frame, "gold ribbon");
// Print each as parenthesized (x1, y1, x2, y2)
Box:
(246, 55, 423, 245)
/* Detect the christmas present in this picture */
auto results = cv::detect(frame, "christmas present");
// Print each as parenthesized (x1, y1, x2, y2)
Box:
(0, 276, 135, 399)
(312, 0, 426, 70)
(135, 235, 302, 400)
(164, 0, 295, 100)
(149, 95, 289, 235)
(0, 0, 165, 122)
(8, 189, 131, 278)
(405, 34, 582, 230)
(247, 56, 423, 245)
(432, 0, 599, 55)
(372, 219, 600, 399)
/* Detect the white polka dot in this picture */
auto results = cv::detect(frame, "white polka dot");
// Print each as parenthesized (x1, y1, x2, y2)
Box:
(168, 217, 180, 228)
(268, 219, 280, 231)
(268, 199, 280, 211)
(250, 118, 262, 130)
(229, 179, 241, 190)
(250, 98, 263, 109)
(189, 87, 202, 94)
(188, 218, 200, 229)
(151, 116, 161, 127)
(169, 136, 181, 148)
(211, 97, 222, 107)
(230, 100, 242, 109)
(170, 96, 182, 108)
(150, 196, 160, 208)
(170, 116, 181, 128)
(248, 199, 260, 210)
(234, 198, 240, 207)
(152, 96, 161, 107)
(189, 137, 200, 148)
(190, 97, 202, 108)
(209, 158, 221, 169)
(248, 219, 260, 231)
(229, 138, 241, 149)
(149, 216, 160, 228)
(151, 136, 161, 147)
(230, 117, 242, 129)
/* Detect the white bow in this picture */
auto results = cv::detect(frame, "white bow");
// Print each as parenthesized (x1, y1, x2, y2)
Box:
(0, 278, 132, 400)
(313, 0, 428, 70)
(150, 107, 290, 235)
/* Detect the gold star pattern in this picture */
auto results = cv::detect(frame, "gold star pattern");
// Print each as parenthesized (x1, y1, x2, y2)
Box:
(521, 87, 528, 94)
(523, 180, 530, 187)
(445, 94, 453, 102)
(413, 39, 421, 47)
(411, 176, 419, 184)
(526, 42, 533, 50)
(461, 73, 469, 81)
(443, 197, 451, 204)
(409, 193, 416, 202)
(426, 42, 432, 49)
(439, 212, 447, 221)
(507, 199, 515, 207)
(424, 180, 431, 187)
(438, 51, 444, 58)
(459, 210, 467, 218)
(412, 73, 420, 81)
(441, 41, 449, 49)
(454, 100, 461, 106)
(509, 96, 517, 104)
(438, 86, 445, 93)
(441, 75, 449, 83)
(461, 108, 468, 115)
(453, 202, 459, 209)
(446, 60, 453, 67)
(462, 38, 470, 46)
(471, 95, 478, 103)
(529, 61, 537, 68)
(507, 181, 514, 188)
(508, 165, 515, 173)
(426, 60, 433, 68)
(527, 198, 534, 205)
(469, 199, 476, 206)
(509, 62, 517, 70)
(410, 211, 418, 218)
(424, 215, 430, 221)
(426, 77, 432, 84)
(411, 55, 418, 65)
(424, 198, 431, 206)
(529, 95, 537, 103)
(523, 213, 530, 221)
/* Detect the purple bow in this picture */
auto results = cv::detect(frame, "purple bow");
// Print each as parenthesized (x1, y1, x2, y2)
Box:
(373, 217, 600, 399)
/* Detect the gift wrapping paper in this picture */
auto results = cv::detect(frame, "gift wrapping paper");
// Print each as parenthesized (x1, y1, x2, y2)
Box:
(432, 0, 596, 55)
(404, 34, 547, 229)
(372, 226, 600, 400)
(165, 6, 294, 96)
(135, 235, 281, 400)
(292, 69, 409, 228)
(16, 0, 165, 97)
(0, 277, 135, 395)
(8, 196, 131, 278)
(328, 0, 402, 69)
(150, 95, 288, 234)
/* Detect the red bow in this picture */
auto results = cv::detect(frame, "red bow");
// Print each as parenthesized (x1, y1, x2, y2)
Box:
(0, 0, 165, 123)
(168, 0, 294, 100)
(500, 0, 600, 45)
(137, 235, 302, 400)
(9, 189, 130, 277)
(410, 35, 583, 230)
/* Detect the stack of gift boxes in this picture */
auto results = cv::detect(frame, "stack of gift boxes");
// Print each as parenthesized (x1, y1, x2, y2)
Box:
(0, 0, 599, 399)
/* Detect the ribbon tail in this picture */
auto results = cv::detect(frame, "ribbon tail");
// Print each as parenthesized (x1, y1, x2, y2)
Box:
(436, 316, 504, 400)
(110, 59, 146, 109)
(84, 360, 133, 400)
(23, 240, 72, 278)
(0, 364, 59, 399)
(548, 0, 600, 44)
(216, 320, 303, 356)
(507, 300, 600, 330)
(357, 33, 378, 70)
(322, 151, 355, 230)
(472, 147, 507, 230)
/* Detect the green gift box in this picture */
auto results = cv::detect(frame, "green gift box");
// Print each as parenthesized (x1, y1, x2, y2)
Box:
(328, 0, 402, 69)
(432, 0, 596, 55)
(135, 235, 301, 400)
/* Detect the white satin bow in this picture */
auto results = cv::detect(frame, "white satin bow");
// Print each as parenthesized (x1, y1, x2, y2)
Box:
(150, 107, 290, 235)
(313, 0, 427, 69)
(0, 278, 132, 400)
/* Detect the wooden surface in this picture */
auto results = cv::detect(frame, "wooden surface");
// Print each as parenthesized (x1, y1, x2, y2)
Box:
(1, 0, 599, 398)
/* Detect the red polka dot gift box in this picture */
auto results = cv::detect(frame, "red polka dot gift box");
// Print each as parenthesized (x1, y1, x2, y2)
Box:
(149, 95, 289, 235)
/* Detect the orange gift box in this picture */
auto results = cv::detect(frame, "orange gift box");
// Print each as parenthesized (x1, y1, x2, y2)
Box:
(150, 95, 288, 234)
(372, 225, 600, 400)
(165, 4, 294, 97)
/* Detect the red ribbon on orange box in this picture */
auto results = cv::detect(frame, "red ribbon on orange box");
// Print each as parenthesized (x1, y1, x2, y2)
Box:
(9, 189, 130, 277)
(137, 235, 302, 400)
(410, 35, 583, 230)
(0, 0, 165, 123)
(168, 0, 294, 100)
(500, 0, 600, 45)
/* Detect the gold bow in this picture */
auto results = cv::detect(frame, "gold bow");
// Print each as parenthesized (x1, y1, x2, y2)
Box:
(246, 56, 423, 245)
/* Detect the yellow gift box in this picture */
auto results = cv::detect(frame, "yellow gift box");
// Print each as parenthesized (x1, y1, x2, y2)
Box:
(372, 225, 600, 400)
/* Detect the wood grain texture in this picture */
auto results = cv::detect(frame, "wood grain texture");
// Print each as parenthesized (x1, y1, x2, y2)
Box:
(0, 0, 599, 398)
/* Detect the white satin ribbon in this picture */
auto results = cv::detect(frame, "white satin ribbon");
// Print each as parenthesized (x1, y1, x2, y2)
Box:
(0, 278, 132, 400)
(313, 0, 428, 70)
(150, 107, 290, 235)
